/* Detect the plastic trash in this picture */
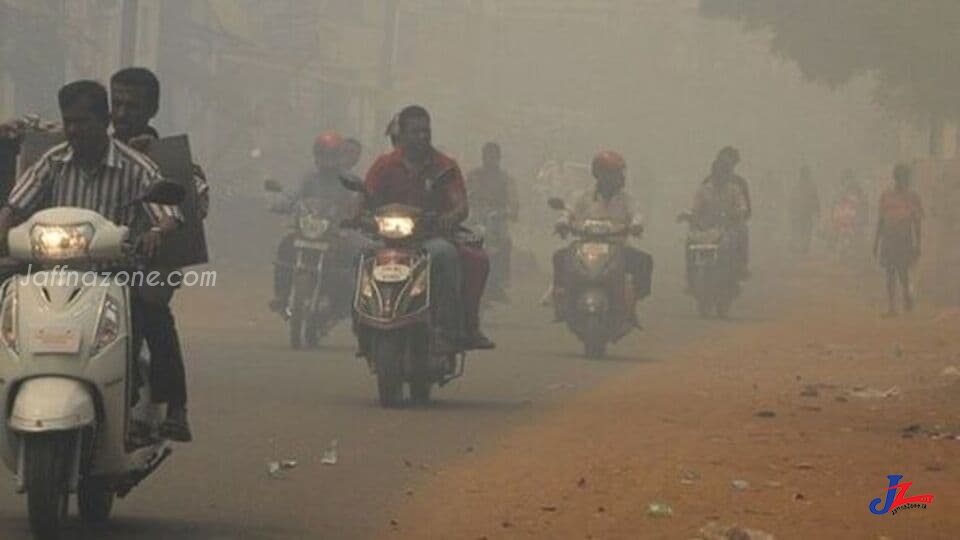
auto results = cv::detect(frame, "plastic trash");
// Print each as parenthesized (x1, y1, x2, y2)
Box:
(266, 459, 297, 478)
(321, 439, 339, 465)
(647, 501, 673, 518)
(731, 479, 750, 491)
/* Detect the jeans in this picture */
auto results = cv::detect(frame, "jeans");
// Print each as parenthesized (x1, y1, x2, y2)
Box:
(423, 237, 464, 340)
(131, 283, 187, 407)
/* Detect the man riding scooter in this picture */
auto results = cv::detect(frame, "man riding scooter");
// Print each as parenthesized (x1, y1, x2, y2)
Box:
(0, 80, 183, 431)
(552, 151, 653, 328)
(359, 105, 495, 352)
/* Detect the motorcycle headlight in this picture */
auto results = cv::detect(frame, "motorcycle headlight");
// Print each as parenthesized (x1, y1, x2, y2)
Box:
(299, 215, 330, 240)
(376, 216, 415, 239)
(578, 242, 610, 264)
(1, 285, 18, 353)
(31, 223, 94, 260)
(90, 294, 121, 356)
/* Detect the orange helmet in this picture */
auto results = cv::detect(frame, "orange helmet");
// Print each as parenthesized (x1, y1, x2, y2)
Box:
(313, 130, 344, 152)
(591, 150, 626, 179)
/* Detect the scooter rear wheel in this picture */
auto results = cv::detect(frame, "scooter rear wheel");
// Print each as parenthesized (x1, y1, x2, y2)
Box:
(373, 335, 404, 408)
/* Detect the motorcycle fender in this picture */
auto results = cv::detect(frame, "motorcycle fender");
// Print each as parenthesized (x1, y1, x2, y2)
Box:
(8, 378, 95, 433)
(577, 289, 609, 314)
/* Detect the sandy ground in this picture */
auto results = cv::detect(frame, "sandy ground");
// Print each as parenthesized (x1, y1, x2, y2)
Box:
(385, 264, 960, 540)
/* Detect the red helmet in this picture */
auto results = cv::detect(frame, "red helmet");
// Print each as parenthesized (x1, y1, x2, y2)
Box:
(313, 130, 343, 152)
(591, 150, 626, 178)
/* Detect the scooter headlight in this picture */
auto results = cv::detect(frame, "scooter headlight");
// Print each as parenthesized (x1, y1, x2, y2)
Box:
(31, 223, 94, 260)
(91, 294, 121, 356)
(376, 216, 415, 239)
(0, 285, 18, 353)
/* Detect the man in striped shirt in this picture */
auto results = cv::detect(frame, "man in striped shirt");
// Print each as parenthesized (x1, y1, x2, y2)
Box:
(0, 80, 190, 440)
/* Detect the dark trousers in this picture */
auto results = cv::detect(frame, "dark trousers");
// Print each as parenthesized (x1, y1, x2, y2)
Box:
(131, 285, 187, 407)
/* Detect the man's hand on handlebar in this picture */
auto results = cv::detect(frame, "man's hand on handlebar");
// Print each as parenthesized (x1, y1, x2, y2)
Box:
(136, 216, 177, 259)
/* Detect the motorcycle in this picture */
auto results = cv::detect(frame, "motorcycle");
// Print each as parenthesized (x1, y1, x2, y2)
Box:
(340, 174, 466, 408)
(548, 197, 642, 358)
(679, 212, 740, 319)
(265, 179, 349, 349)
(0, 182, 184, 539)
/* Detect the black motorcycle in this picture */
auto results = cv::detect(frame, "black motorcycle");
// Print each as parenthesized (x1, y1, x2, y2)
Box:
(265, 180, 349, 348)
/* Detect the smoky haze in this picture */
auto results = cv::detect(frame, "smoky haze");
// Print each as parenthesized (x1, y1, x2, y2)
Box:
(1, 1, 891, 254)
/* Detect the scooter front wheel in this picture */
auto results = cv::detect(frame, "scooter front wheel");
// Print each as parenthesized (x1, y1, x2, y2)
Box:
(25, 432, 72, 540)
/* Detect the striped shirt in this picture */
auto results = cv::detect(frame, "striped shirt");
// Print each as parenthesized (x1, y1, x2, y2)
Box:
(6, 138, 182, 227)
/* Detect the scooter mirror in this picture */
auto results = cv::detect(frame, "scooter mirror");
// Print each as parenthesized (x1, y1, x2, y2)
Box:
(263, 179, 283, 193)
(547, 197, 566, 211)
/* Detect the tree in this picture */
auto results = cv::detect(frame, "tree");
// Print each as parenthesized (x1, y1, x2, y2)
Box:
(700, 0, 960, 122)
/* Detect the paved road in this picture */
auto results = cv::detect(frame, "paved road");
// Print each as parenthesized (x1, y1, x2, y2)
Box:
(0, 240, 779, 539)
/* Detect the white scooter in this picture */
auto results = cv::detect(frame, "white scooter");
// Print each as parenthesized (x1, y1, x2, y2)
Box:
(0, 182, 183, 539)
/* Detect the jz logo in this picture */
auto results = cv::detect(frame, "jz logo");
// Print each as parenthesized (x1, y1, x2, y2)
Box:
(869, 475, 934, 515)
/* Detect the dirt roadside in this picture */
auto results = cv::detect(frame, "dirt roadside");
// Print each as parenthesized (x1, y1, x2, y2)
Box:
(382, 267, 960, 540)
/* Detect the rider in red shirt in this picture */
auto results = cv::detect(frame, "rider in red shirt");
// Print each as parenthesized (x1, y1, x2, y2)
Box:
(363, 105, 495, 351)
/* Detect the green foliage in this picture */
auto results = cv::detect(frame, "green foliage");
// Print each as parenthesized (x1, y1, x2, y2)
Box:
(700, 0, 960, 120)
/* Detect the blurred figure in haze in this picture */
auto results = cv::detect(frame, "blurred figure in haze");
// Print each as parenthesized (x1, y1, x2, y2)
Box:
(874, 164, 923, 317)
(701, 147, 750, 276)
(789, 165, 820, 255)
(467, 142, 519, 299)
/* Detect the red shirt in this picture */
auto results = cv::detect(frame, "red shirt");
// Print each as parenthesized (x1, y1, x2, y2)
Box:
(364, 148, 466, 213)
(878, 187, 923, 235)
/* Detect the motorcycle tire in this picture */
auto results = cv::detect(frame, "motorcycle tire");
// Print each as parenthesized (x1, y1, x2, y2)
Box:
(583, 315, 607, 359)
(289, 303, 303, 350)
(26, 432, 72, 540)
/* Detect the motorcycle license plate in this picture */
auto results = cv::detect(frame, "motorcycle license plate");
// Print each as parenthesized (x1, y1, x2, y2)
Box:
(581, 243, 609, 257)
(372, 263, 412, 283)
(293, 239, 329, 250)
(30, 326, 81, 354)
